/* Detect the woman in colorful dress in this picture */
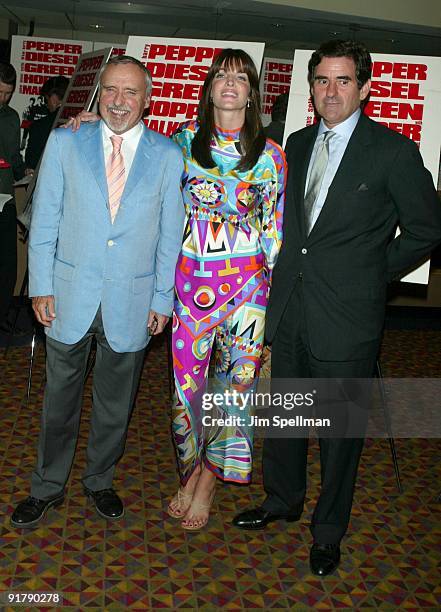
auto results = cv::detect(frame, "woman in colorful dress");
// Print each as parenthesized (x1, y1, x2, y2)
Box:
(168, 48, 286, 530)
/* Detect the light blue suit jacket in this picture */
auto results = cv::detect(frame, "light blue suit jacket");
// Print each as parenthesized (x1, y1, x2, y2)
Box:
(28, 121, 185, 352)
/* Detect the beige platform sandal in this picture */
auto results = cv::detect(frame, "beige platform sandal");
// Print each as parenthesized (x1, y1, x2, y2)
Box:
(181, 489, 216, 531)
(167, 489, 193, 519)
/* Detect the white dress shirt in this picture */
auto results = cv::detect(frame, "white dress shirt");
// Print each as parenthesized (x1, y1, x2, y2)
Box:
(101, 120, 143, 176)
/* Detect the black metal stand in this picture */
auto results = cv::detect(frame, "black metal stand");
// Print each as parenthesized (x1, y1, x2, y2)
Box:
(4, 257, 44, 409)
(24, 327, 38, 409)
(3, 265, 31, 359)
(375, 359, 403, 493)
(6, 246, 95, 408)
(23, 330, 96, 411)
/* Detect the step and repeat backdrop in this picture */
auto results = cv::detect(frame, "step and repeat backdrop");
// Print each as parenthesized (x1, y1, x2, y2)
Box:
(9, 34, 441, 282)
(285, 50, 441, 283)
(125, 36, 264, 136)
(10, 35, 125, 149)
(259, 56, 293, 126)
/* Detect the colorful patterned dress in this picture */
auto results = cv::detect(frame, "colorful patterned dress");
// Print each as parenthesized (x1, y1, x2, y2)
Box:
(172, 120, 286, 484)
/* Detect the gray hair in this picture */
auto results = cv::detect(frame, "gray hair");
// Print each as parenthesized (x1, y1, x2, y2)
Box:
(100, 55, 152, 96)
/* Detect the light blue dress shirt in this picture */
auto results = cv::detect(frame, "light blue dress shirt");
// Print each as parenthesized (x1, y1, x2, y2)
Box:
(305, 108, 361, 230)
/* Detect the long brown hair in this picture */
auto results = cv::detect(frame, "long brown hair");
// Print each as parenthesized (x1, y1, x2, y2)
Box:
(192, 48, 266, 172)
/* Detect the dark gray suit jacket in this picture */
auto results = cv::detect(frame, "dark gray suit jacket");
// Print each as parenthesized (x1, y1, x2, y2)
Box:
(266, 113, 441, 360)
(0, 105, 25, 195)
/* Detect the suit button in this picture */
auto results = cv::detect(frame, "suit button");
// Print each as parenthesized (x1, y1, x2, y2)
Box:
(301, 248, 307, 254)
(298, 272, 303, 280)
(108, 240, 114, 246)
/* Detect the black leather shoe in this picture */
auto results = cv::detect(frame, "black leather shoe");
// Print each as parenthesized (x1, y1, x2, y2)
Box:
(310, 543, 341, 576)
(10, 494, 64, 528)
(84, 487, 124, 520)
(232, 506, 301, 530)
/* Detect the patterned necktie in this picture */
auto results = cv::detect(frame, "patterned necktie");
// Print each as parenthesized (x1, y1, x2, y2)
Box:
(304, 130, 333, 235)
(106, 135, 125, 223)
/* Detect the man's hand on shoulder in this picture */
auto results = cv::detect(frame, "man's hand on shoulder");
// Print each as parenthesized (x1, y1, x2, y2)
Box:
(32, 295, 56, 327)
(147, 310, 169, 336)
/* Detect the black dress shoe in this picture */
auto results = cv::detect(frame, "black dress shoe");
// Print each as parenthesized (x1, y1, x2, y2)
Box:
(310, 543, 341, 576)
(10, 494, 64, 528)
(84, 487, 124, 520)
(232, 506, 301, 530)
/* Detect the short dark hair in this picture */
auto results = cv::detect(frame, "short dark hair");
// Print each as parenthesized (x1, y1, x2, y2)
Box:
(308, 39, 372, 89)
(271, 93, 289, 122)
(192, 48, 266, 172)
(102, 55, 152, 96)
(40, 76, 69, 100)
(0, 62, 16, 88)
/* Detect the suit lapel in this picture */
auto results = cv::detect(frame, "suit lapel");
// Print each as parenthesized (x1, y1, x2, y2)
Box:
(122, 124, 151, 202)
(307, 114, 373, 240)
(80, 122, 153, 209)
(81, 122, 108, 203)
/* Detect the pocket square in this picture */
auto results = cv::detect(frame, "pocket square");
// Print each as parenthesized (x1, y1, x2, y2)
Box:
(356, 183, 369, 192)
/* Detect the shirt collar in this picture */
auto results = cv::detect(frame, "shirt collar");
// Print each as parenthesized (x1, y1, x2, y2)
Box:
(102, 120, 143, 142)
(318, 108, 361, 142)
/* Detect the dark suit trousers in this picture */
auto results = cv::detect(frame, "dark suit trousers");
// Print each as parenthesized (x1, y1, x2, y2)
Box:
(31, 308, 145, 499)
(262, 284, 376, 545)
(0, 201, 17, 325)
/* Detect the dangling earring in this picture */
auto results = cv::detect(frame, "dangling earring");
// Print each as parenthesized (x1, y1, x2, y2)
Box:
(247, 99, 250, 109)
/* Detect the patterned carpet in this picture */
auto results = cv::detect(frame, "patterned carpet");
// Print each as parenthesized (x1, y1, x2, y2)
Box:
(0, 327, 440, 610)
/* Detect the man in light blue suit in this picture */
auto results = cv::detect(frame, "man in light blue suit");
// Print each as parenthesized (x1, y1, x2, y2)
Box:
(11, 56, 185, 528)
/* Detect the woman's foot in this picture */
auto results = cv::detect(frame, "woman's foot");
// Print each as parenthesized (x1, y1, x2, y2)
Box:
(167, 465, 201, 519)
(181, 467, 216, 531)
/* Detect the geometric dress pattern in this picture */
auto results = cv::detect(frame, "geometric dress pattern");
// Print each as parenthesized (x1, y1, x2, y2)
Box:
(171, 120, 286, 485)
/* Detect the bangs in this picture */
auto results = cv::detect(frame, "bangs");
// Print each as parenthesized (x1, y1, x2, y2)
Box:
(212, 49, 257, 82)
(219, 57, 247, 74)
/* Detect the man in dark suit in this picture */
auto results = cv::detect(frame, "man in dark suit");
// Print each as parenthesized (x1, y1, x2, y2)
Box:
(233, 40, 441, 575)
(264, 93, 288, 146)
(0, 62, 25, 333)
(25, 76, 69, 170)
